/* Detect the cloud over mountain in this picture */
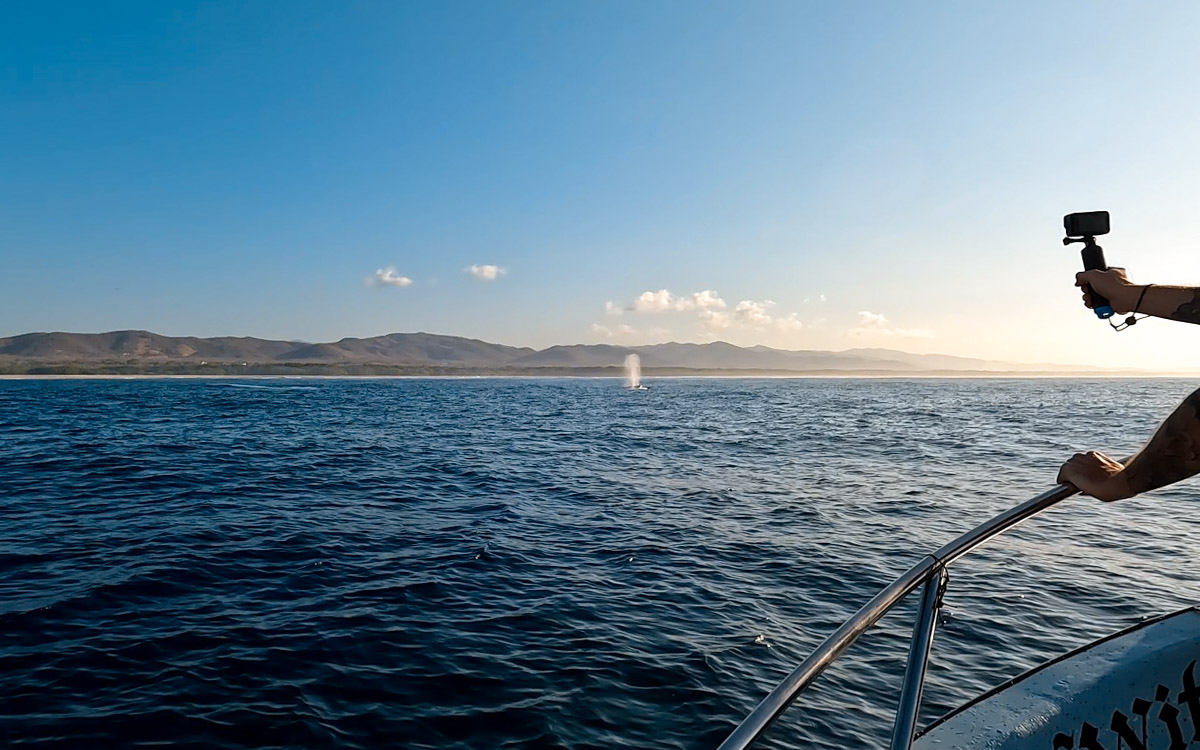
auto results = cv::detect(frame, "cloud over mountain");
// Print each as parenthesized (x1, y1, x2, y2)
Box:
(613, 288, 802, 335)
(849, 311, 933, 339)
(633, 289, 726, 313)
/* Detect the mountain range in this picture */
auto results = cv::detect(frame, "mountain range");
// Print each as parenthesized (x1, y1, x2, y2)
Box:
(0, 330, 1105, 374)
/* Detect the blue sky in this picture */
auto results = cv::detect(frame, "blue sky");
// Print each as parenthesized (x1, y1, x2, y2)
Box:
(4, 1, 1200, 368)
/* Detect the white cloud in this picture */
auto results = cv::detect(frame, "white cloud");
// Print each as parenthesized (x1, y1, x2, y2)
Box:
(633, 288, 728, 313)
(591, 323, 636, 339)
(621, 288, 803, 334)
(849, 310, 934, 339)
(367, 267, 413, 288)
(466, 264, 505, 281)
(776, 313, 804, 332)
(691, 289, 726, 310)
(819, 294, 827, 302)
(635, 289, 692, 313)
(605, 301, 624, 316)
(698, 309, 731, 329)
(733, 299, 775, 326)
(695, 300, 802, 333)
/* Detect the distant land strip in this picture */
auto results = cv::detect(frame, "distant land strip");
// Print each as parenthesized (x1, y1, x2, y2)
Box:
(0, 364, 1176, 377)
(0, 329, 1172, 376)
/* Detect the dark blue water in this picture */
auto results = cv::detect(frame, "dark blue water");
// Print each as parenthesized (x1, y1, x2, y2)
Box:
(4, 378, 1200, 749)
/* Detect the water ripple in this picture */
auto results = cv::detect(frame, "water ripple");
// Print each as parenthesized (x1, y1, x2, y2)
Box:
(2, 377, 1200, 749)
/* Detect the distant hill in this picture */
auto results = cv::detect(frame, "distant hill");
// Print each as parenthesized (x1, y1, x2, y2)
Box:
(274, 333, 534, 366)
(0, 330, 300, 360)
(0, 331, 533, 367)
(0, 330, 1108, 375)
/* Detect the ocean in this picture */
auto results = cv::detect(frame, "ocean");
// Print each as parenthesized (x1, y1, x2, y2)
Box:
(3, 377, 1200, 749)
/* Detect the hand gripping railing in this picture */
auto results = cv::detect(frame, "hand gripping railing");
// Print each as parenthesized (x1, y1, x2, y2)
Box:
(717, 481, 1082, 750)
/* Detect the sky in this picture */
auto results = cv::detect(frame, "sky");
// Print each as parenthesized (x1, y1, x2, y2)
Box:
(3, 1, 1200, 369)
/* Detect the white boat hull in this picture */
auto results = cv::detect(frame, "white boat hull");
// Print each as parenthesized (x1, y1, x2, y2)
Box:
(916, 607, 1200, 749)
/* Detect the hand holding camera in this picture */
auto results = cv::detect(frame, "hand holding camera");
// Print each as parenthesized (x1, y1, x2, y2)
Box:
(1064, 211, 1153, 332)
(1063, 211, 1115, 319)
(1075, 267, 1141, 315)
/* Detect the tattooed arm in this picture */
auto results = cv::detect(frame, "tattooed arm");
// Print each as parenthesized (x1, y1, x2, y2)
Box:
(1057, 389, 1200, 501)
(1076, 268, 1200, 322)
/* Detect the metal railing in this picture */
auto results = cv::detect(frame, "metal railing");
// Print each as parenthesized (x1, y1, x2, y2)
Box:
(716, 481, 1082, 750)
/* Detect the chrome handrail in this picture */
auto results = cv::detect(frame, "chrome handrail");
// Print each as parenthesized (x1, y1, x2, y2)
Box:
(716, 481, 1081, 750)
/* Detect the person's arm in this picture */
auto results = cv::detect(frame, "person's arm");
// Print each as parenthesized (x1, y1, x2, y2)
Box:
(1057, 388, 1200, 501)
(1076, 268, 1200, 323)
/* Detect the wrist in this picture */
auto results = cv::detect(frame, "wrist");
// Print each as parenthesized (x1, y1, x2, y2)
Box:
(1104, 471, 1136, 502)
(1112, 285, 1143, 315)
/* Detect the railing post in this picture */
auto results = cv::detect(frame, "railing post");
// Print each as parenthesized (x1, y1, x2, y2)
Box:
(715, 558, 936, 750)
(889, 566, 946, 750)
(714, 482, 1079, 750)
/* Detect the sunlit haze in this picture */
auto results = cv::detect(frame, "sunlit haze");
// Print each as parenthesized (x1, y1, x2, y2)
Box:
(4, 2, 1200, 370)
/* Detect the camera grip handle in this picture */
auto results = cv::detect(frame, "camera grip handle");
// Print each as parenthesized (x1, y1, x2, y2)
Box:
(1081, 245, 1115, 319)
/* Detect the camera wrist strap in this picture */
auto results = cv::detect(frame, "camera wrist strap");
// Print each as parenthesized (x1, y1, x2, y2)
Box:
(1109, 284, 1154, 332)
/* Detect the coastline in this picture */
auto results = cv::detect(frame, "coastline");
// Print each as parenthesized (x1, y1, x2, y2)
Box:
(2, 371, 1194, 380)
